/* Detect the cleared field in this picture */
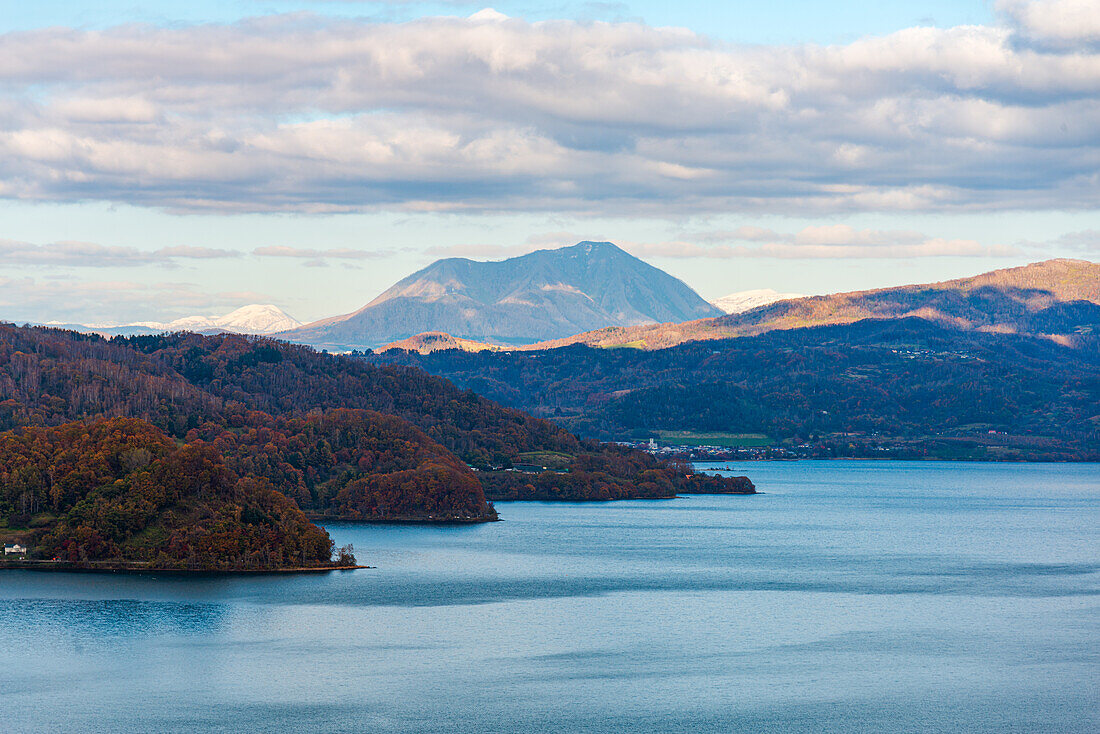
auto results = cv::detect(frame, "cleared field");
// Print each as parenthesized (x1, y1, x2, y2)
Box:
(598, 340, 646, 350)
(655, 431, 773, 447)
(514, 450, 574, 470)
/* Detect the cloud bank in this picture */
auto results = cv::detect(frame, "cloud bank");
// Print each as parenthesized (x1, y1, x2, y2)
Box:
(0, 276, 270, 324)
(0, 2, 1097, 216)
(999, 0, 1100, 48)
(0, 239, 411, 268)
(0, 239, 239, 267)
(428, 225, 1021, 260)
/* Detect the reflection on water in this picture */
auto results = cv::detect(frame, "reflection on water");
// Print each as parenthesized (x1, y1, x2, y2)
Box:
(0, 598, 230, 640)
(0, 461, 1097, 733)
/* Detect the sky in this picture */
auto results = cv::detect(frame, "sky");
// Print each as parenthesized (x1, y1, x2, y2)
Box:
(1, 0, 1098, 324)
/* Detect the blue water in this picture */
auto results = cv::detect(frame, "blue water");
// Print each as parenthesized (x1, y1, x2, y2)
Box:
(1, 461, 1097, 733)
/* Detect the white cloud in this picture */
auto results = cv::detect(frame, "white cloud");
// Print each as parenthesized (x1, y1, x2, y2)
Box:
(424, 242, 535, 258)
(999, 0, 1100, 48)
(468, 8, 510, 22)
(0, 276, 268, 324)
(428, 226, 1021, 260)
(0, 12, 1096, 214)
(625, 224, 1024, 259)
(0, 239, 240, 267)
(253, 245, 396, 259)
(251, 244, 401, 266)
(1018, 228, 1100, 252)
(622, 237, 1019, 260)
(53, 97, 160, 124)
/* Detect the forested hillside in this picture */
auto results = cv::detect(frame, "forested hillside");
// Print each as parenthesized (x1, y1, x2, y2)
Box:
(0, 324, 749, 515)
(0, 418, 342, 570)
(372, 318, 1100, 461)
(523, 258, 1100, 351)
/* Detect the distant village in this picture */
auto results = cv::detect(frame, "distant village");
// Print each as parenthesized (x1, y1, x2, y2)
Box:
(617, 436, 1007, 462)
(617, 438, 890, 461)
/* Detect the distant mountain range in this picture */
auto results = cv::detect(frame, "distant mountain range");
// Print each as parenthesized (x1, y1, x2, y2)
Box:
(279, 241, 723, 349)
(368, 257, 1100, 460)
(7, 252, 1097, 462)
(711, 288, 805, 314)
(41, 304, 302, 337)
(524, 259, 1100, 350)
(372, 317, 1100, 461)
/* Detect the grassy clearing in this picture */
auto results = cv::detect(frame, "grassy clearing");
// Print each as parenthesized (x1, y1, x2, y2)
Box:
(655, 431, 773, 448)
(515, 451, 574, 470)
(122, 526, 170, 554)
(599, 340, 647, 350)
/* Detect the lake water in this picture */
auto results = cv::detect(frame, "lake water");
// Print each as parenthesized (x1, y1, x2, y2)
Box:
(1, 461, 1098, 733)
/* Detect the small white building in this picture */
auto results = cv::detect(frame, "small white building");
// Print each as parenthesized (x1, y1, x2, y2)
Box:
(4, 544, 27, 556)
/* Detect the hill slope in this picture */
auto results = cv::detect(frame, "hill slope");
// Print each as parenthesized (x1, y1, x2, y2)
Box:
(0, 325, 749, 507)
(281, 242, 722, 349)
(0, 417, 343, 571)
(371, 317, 1100, 461)
(381, 332, 500, 355)
(526, 259, 1100, 350)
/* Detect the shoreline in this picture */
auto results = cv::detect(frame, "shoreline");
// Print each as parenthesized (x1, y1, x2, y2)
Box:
(483, 491, 758, 503)
(0, 560, 371, 575)
(689, 456, 1100, 464)
(306, 514, 499, 525)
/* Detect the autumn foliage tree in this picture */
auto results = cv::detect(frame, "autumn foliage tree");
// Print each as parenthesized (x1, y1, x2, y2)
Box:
(0, 324, 730, 504)
(0, 417, 341, 569)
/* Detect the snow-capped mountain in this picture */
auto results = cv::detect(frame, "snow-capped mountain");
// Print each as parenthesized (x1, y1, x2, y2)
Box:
(210, 304, 303, 334)
(711, 289, 805, 314)
(131, 304, 302, 334)
(46, 304, 302, 337)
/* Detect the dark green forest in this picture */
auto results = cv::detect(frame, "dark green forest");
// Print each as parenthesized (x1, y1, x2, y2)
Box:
(371, 318, 1100, 461)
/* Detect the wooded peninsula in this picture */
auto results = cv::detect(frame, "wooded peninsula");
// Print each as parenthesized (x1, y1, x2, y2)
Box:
(0, 324, 753, 571)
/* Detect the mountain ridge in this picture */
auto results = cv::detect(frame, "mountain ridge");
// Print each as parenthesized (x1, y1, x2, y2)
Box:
(517, 258, 1100, 351)
(43, 304, 302, 338)
(369, 316, 1100, 461)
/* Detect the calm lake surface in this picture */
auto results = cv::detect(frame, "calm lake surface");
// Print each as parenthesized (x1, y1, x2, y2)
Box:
(2, 461, 1098, 733)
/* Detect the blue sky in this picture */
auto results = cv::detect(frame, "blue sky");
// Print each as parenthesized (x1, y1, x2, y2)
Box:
(3, 1, 996, 43)
(0, 0, 1097, 324)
